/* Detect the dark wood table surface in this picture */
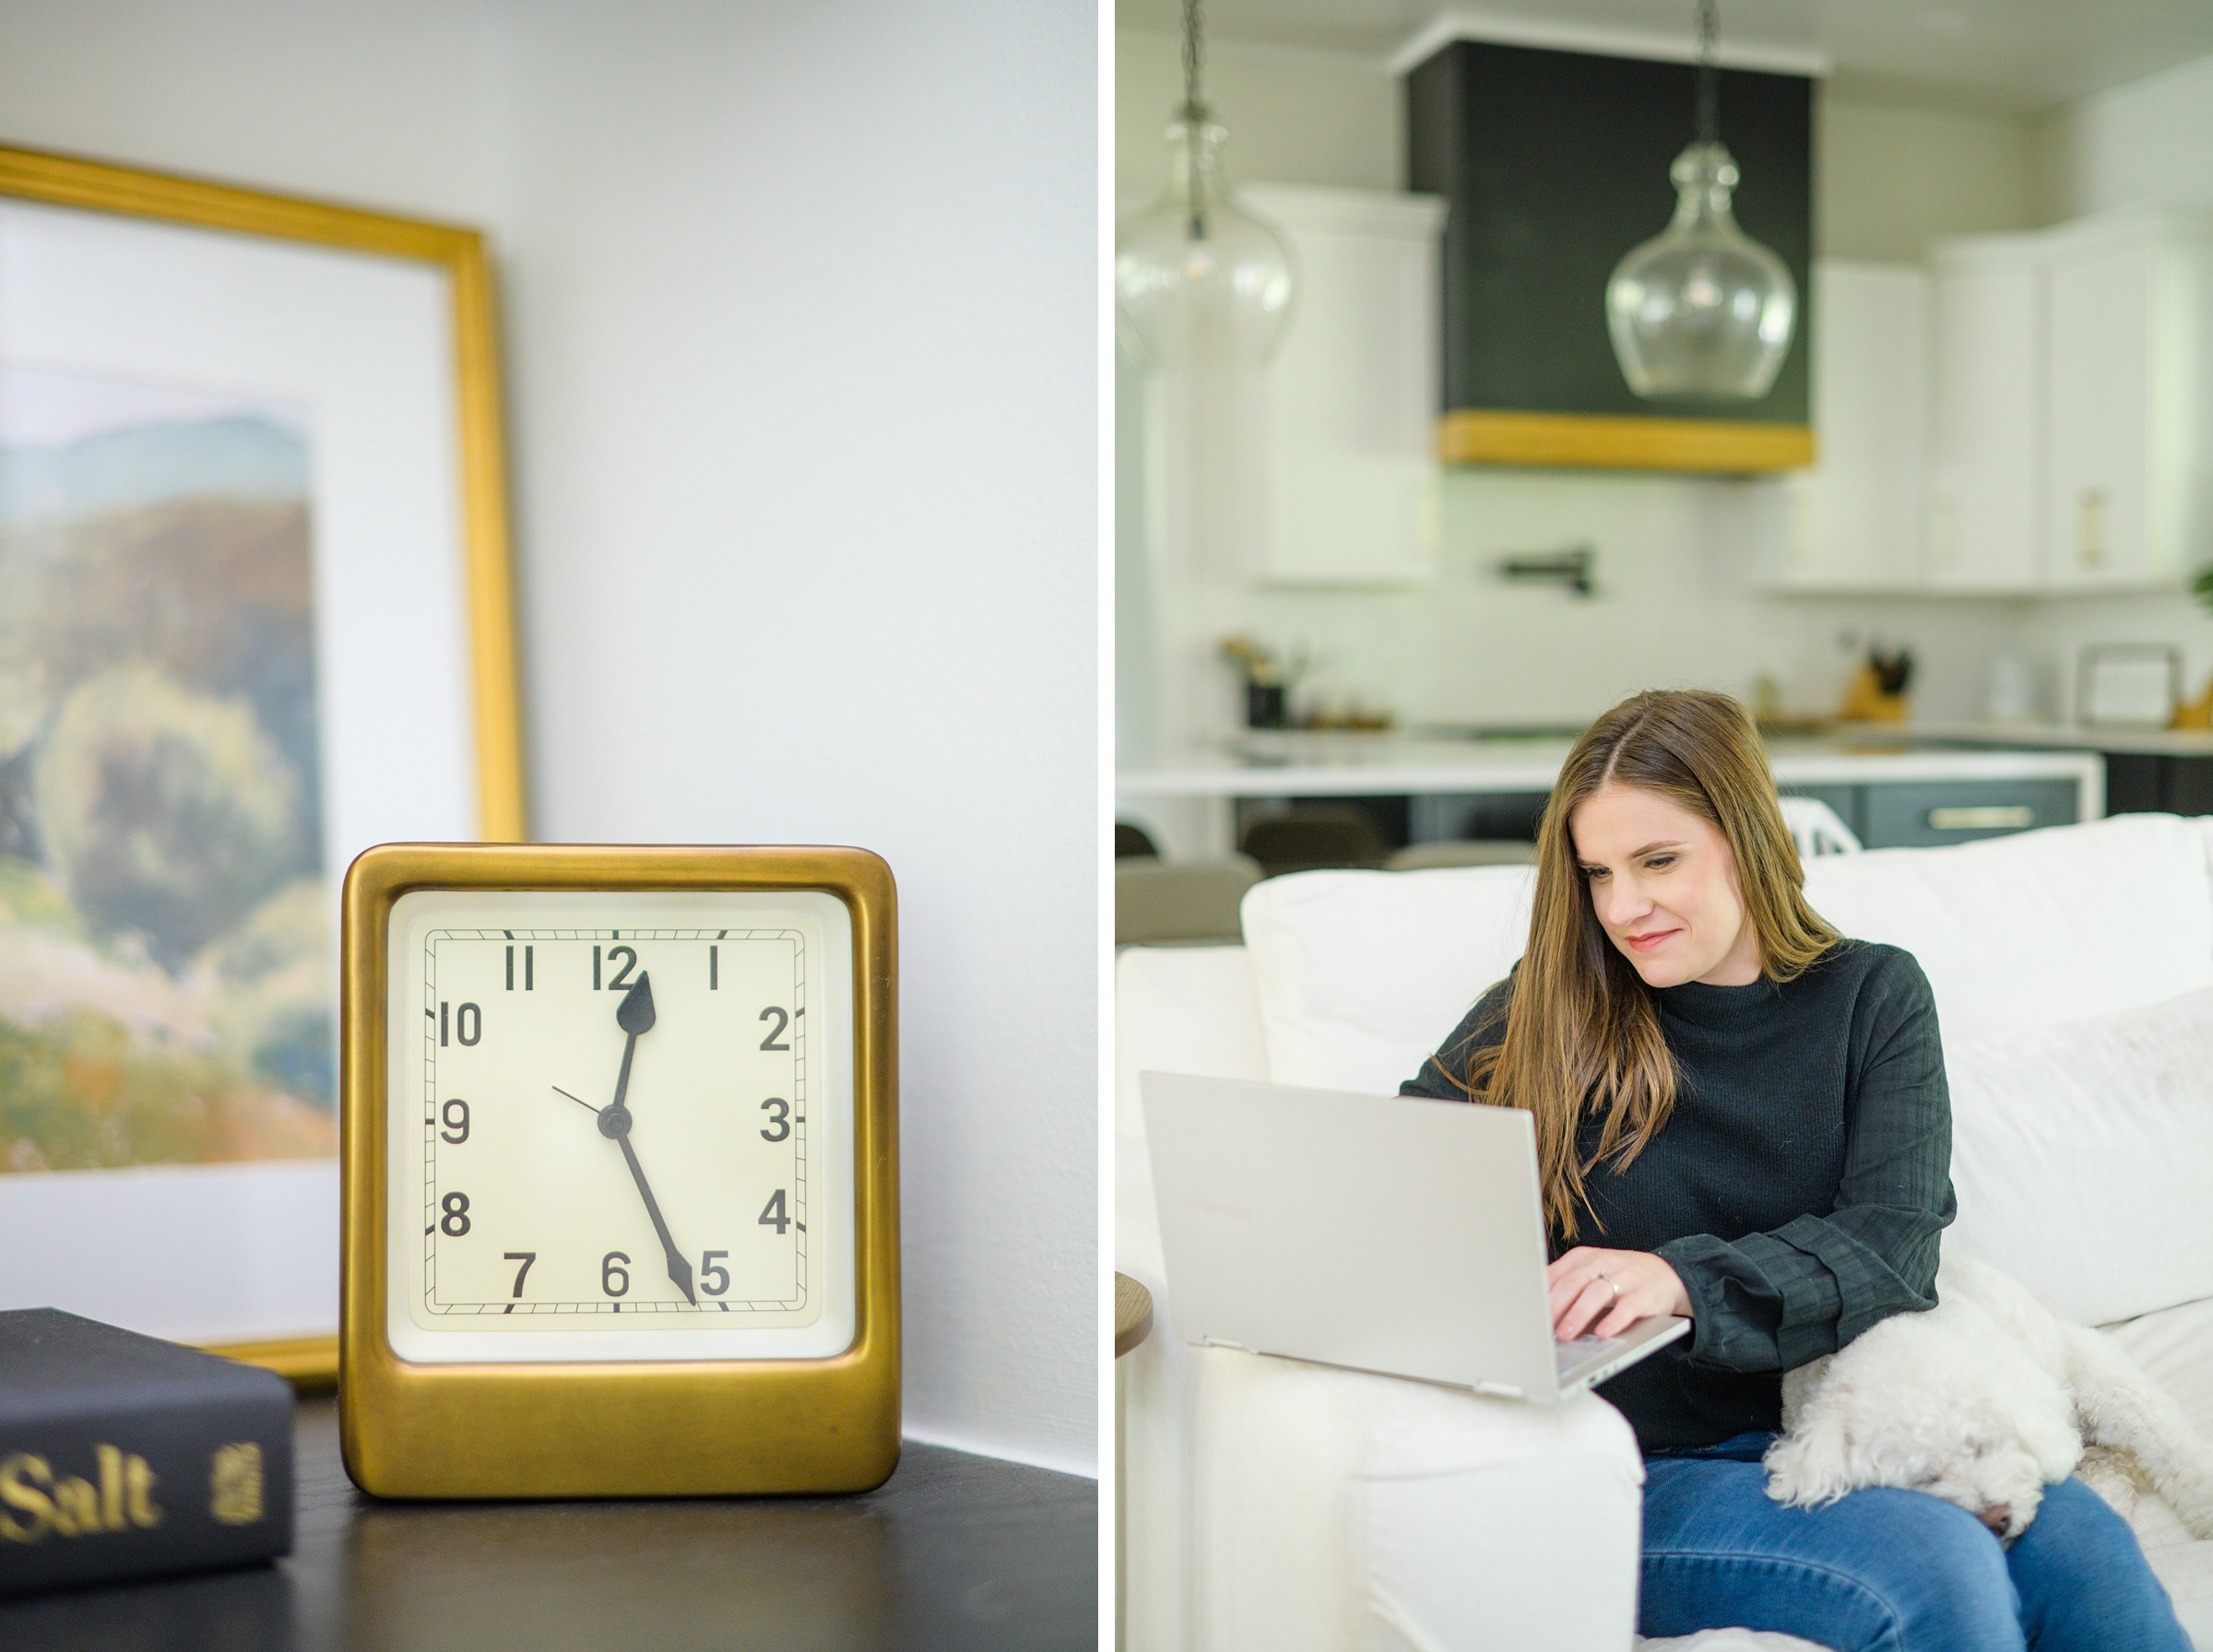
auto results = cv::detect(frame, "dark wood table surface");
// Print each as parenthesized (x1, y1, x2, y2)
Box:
(0, 1396, 1096, 1651)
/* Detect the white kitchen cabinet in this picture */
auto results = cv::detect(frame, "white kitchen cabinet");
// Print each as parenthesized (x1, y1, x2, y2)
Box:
(1772, 261, 1931, 592)
(1926, 235, 2043, 592)
(1239, 184, 1447, 586)
(1791, 210, 2213, 597)
(2038, 211, 2213, 591)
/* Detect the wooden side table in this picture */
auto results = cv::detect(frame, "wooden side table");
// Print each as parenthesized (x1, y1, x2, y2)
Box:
(0, 1397, 1095, 1649)
(1113, 1272, 1154, 1652)
(1114, 1272, 1154, 1358)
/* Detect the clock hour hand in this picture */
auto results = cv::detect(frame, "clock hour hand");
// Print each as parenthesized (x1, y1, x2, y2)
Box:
(598, 973, 657, 1135)
(596, 974, 697, 1304)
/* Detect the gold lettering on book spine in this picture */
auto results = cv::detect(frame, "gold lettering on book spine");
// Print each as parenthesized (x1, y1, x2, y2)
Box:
(0, 1449, 161, 1540)
(125, 1454, 160, 1528)
(49, 1475, 100, 1536)
(209, 1443, 265, 1526)
(0, 1455, 53, 1541)
(98, 1444, 124, 1530)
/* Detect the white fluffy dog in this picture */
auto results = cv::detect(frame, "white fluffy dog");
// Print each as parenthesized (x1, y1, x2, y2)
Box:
(1761, 1255, 2213, 1543)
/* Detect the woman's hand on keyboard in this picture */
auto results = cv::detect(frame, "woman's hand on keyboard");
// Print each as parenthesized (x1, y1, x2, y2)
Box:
(1547, 1246, 1691, 1340)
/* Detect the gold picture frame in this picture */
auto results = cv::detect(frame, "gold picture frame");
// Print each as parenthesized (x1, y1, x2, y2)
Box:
(339, 844, 901, 1497)
(0, 143, 525, 838)
(0, 143, 527, 1387)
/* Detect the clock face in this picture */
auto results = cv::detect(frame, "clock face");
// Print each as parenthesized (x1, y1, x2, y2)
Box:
(383, 888, 855, 1364)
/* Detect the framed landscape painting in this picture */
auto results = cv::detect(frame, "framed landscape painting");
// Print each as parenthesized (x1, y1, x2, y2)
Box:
(0, 145, 524, 1381)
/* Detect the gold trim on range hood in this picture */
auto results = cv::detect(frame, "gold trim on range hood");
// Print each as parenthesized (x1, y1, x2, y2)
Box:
(1438, 409, 1816, 474)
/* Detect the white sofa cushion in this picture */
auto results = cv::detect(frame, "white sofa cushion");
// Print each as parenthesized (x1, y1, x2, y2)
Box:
(1242, 864, 1534, 1093)
(1241, 814, 2213, 1093)
(2100, 1297, 2213, 1647)
(1797, 813, 2213, 1045)
(1191, 1346, 1644, 1652)
(1115, 945, 1276, 1652)
(1945, 986, 2213, 1328)
(1115, 944, 1270, 1143)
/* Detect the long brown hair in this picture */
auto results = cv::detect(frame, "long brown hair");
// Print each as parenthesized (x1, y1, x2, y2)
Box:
(1462, 690, 1840, 1239)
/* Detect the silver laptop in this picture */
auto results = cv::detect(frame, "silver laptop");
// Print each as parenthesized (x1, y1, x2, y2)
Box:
(1141, 1071, 1689, 1401)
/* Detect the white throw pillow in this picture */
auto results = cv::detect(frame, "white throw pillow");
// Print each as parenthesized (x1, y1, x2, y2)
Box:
(1241, 864, 1533, 1094)
(1945, 985, 2213, 1328)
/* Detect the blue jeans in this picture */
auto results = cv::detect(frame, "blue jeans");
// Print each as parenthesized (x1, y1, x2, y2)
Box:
(1640, 1432, 2193, 1651)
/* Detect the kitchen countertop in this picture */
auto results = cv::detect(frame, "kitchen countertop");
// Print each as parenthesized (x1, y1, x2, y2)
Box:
(1876, 720, 2213, 758)
(1118, 731, 2106, 801)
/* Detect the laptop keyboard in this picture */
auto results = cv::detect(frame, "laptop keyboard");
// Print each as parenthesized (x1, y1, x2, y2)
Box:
(1555, 1333, 1628, 1377)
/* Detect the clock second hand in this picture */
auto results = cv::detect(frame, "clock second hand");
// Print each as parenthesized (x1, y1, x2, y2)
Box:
(595, 974, 697, 1305)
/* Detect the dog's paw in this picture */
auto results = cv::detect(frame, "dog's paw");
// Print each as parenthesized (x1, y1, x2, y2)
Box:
(1761, 1434, 1848, 1510)
(2076, 1445, 2147, 1521)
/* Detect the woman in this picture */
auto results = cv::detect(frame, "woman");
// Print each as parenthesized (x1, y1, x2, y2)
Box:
(1401, 689, 2188, 1652)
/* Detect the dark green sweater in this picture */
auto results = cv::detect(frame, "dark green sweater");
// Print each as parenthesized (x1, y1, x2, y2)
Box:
(1401, 939, 1954, 1454)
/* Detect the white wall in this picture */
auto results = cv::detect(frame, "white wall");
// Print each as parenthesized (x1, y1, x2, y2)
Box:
(1116, 30, 1401, 203)
(0, 0, 508, 223)
(0, 0, 1097, 1474)
(1818, 96, 2036, 264)
(2035, 52, 2213, 223)
(1116, 30, 2046, 743)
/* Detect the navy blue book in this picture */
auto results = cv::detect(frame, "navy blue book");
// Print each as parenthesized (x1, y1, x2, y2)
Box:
(0, 1308, 293, 1595)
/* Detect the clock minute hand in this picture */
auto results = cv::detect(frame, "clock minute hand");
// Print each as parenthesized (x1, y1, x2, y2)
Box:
(612, 1134, 696, 1304)
(597, 974, 697, 1304)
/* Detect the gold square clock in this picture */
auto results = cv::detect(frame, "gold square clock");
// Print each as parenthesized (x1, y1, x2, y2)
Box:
(338, 844, 898, 1498)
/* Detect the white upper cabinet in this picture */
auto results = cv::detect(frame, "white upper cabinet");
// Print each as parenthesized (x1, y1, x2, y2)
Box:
(2038, 212, 2213, 591)
(1240, 185, 1447, 586)
(1773, 262, 1931, 592)
(1927, 236, 2042, 592)
(1787, 209, 2213, 596)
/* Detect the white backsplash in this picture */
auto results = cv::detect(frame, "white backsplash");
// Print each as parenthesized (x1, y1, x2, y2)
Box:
(1123, 454, 2213, 749)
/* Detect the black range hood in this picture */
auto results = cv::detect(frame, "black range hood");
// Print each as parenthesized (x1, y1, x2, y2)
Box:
(1407, 37, 1815, 473)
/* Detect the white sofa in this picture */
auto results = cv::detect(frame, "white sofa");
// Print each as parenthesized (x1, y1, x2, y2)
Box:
(1118, 813, 2213, 1651)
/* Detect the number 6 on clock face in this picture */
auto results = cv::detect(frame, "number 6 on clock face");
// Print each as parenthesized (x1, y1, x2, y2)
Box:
(340, 844, 897, 1499)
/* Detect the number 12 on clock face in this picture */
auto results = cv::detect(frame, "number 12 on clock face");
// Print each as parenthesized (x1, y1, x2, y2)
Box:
(383, 889, 858, 1365)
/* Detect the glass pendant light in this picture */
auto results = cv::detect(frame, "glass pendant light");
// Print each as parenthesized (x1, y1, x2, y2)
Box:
(1604, 0, 1796, 401)
(1114, 0, 1295, 370)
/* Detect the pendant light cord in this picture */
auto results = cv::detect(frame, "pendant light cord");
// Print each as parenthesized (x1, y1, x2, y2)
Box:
(1182, 0, 1205, 113)
(1695, 0, 1720, 146)
(1181, 0, 1209, 240)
